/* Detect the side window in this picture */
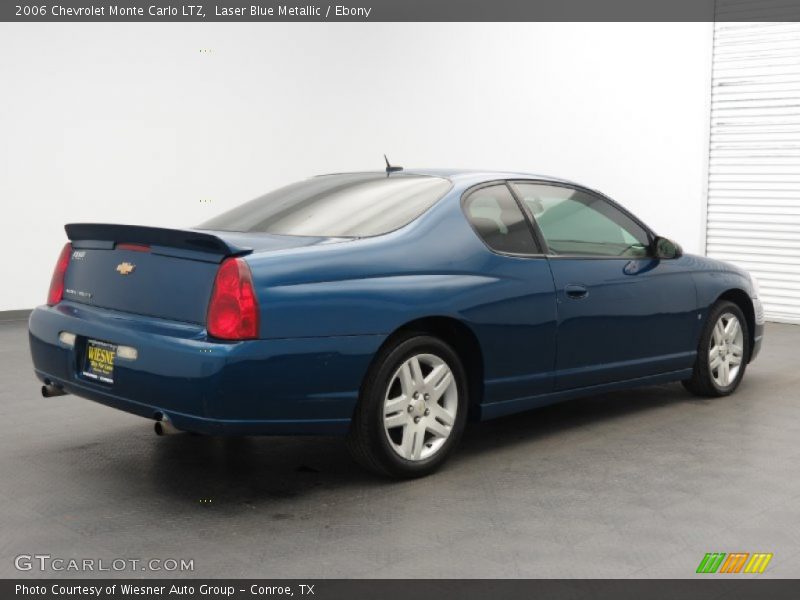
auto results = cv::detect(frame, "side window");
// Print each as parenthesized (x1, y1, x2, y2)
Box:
(463, 184, 538, 255)
(512, 183, 650, 257)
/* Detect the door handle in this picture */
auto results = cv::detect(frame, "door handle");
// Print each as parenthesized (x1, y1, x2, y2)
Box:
(565, 284, 588, 299)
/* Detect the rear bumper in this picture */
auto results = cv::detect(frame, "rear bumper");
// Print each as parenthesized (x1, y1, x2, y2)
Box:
(29, 302, 384, 435)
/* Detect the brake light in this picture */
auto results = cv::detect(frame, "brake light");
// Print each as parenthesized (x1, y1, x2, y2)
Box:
(116, 243, 151, 252)
(47, 243, 72, 306)
(207, 257, 259, 340)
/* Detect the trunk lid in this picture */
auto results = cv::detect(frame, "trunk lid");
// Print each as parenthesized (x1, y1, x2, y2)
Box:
(62, 223, 340, 324)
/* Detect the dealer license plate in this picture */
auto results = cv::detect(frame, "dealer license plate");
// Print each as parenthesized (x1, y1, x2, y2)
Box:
(82, 339, 117, 384)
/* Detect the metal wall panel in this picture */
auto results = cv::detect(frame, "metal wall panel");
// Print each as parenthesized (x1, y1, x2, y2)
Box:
(707, 13, 800, 323)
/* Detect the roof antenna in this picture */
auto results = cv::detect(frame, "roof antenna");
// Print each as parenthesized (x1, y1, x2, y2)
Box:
(384, 154, 403, 176)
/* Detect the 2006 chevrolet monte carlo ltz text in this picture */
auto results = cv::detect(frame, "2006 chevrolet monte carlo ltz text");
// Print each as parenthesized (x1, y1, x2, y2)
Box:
(28, 167, 764, 478)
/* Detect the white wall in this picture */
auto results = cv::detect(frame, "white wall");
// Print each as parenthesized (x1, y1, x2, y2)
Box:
(0, 22, 712, 311)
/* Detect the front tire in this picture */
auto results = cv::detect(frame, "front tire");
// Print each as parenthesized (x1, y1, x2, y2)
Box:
(347, 334, 468, 478)
(683, 300, 750, 397)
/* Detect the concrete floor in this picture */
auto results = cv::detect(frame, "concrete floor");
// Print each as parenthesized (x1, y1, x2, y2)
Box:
(1, 318, 799, 578)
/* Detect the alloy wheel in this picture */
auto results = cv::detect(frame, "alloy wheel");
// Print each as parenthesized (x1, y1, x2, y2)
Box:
(382, 353, 458, 461)
(709, 312, 744, 387)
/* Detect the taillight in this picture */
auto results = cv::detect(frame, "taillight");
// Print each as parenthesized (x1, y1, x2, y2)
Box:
(207, 257, 259, 340)
(47, 243, 72, 306)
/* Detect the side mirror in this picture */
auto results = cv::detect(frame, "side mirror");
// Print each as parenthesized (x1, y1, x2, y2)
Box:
(653, 236, 682, 259)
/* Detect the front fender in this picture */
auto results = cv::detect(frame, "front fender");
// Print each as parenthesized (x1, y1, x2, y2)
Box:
(687, 254, 756, 307)
(685, 254, 763, 360)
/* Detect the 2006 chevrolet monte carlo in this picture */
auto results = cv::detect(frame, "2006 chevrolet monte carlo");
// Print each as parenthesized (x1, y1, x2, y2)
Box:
(29, 168, 764, 477)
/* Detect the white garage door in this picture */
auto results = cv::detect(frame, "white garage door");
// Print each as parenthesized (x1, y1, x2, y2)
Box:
(707, 20, 800, 323)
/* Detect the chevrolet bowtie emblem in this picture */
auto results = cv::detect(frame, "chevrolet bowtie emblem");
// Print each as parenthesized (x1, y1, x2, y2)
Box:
(116, 262, 135, 275)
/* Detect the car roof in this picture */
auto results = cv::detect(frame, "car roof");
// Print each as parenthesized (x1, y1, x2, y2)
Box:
(316, 169, 580, 187)
(405, 168, 574, 183)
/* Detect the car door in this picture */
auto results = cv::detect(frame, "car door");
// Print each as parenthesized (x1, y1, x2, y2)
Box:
(510, 181, 698, 391)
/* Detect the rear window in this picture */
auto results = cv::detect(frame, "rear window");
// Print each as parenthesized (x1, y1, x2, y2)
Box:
(197, 173, 451, 237)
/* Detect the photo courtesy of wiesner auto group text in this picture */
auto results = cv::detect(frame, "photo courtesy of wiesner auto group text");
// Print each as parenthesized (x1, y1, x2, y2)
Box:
(2, 0, 800, 598)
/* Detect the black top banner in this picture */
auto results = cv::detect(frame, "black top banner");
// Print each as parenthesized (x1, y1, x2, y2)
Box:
(4, 0, 800, 22)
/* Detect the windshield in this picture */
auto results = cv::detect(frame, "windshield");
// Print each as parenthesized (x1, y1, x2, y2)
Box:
(197, 173, 451, 237)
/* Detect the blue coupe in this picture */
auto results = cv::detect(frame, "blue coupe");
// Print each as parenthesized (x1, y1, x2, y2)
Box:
(29, 167, 764, 477)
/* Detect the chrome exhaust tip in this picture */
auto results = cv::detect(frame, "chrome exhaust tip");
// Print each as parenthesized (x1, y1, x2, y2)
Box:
(154, 413, 181, 436)
(41, 384, 67, 398)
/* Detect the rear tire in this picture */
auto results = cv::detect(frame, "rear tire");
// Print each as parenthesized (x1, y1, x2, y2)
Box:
(347, 334, 468, 478)
(682, 300, 750, 397)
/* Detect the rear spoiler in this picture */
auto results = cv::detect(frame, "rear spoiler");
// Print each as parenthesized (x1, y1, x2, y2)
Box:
(64, 223, 251, 257)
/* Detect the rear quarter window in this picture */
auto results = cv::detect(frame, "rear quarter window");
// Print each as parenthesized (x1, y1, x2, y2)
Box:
(463, 184, 538, 255)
